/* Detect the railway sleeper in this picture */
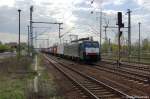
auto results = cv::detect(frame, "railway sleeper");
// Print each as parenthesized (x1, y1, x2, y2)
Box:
(82, 95, 88, 98)
(81, 82, 100, 86)
(97, 94, 117, 98)
(85, 85, 102, 88)
(46, 57, 100, 99)
(100, 65, 148, 78)
(79, 92, 90, 98)
(97, 67, 147, 84)
(81, 81, 94, 84)
(96, 94, 117, 99)
(116, 68, 148, 78)
(45, 55, 129, 98)
(92, 91, 111, 95)
(121, 66, 149, 74)
(82, 83, 99, 86)
(88, 87, 105, 90)
(90, 89, 107, 92)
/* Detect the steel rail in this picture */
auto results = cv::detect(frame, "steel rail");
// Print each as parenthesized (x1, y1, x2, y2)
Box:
(101, 57, 150, 65)
(44, 55, 99, 99)
(101, 60, 150, 72)
(47, 54, 149, 84)
(44, 55, 130, 99)
(95, 66, 148, 84)
(95, 64, 149, 79)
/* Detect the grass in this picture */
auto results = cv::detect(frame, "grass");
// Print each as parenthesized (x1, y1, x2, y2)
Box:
(36, 54, 64, 99)
(0, 54, 65, 99)
(0, 79, 26, 99)
(0, 56, 33, 99)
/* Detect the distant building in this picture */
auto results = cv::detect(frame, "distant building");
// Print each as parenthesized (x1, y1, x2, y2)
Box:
(6, 42, 17, 49)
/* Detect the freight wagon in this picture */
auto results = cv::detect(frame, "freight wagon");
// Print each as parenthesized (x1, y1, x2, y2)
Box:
(57, 44, 65, 57)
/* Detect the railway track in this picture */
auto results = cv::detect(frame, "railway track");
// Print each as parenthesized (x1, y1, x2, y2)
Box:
(47, 54, 150, 84)
(95, 63, 150, 84)
(94, 65, 149, 84)
(44, 54, 130, 99)
(101, 60, 150, 72)
(101, 57, 150, 66)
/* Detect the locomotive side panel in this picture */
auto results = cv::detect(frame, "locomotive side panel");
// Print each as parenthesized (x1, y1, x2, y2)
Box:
(64, 43, 80, 58)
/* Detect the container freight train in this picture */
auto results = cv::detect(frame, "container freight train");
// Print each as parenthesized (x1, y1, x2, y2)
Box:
(42, 38, 101, 63)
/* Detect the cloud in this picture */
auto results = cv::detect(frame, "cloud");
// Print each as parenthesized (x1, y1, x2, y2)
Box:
(31, 0, 83, 32)
(0, 6, 18, 33)
(134, 0, 150, 10)
(135, 0, 145, 5)
(89, 0, 126, 8)
(0, 32, 27, 43)
(0, 0, 149, 44)
(113, 0, 126, 5)
(0, 0, 15, 7)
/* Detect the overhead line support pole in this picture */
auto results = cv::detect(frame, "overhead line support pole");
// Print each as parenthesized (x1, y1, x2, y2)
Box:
(100, 9, 102, 52)
(27, 25, 30, 56)
(138, 22, 141, 63)
(32, 21, 63, 44)
(18, 9, 21, 58)
(30, 6, 33, 56)
(104, 26, 108, 41)
(127, 9, 131, 62)
(59, 24, 61, 43)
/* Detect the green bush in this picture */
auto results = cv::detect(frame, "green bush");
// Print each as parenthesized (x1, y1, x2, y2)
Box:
(0, 45, 6, 52)
(0, 44, 11, 53)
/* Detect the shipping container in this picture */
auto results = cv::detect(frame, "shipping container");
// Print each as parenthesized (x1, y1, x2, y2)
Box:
(57, 44, 65, 55)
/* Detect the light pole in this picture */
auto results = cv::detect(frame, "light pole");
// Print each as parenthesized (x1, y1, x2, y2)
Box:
(30, 6, 33, 56)
(127, 9, 131, 62)
(138, 22, 141, 63)
(59, 23, 63, 44)
(27, 25, 30, 56)
(18, 9, 21, 58)
(99, 9, 102, 49)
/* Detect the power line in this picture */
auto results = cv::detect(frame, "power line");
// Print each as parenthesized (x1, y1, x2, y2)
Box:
(32, 21, 63, 43)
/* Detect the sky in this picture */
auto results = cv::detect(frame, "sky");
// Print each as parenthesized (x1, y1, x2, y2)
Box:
(0, 0, 149, 47)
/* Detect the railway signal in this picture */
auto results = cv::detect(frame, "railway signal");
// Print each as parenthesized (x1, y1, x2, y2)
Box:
(117, 12, 124, 28)
(117, 12, 124, 66)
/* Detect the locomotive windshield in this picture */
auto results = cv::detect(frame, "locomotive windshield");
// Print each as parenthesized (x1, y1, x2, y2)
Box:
(84, 42, 99, 48)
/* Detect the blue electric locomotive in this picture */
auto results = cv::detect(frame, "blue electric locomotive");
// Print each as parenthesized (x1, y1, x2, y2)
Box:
(44, 37, 101, 63)
(63, 38, 100, 62)
(79, 40, 100, 62)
